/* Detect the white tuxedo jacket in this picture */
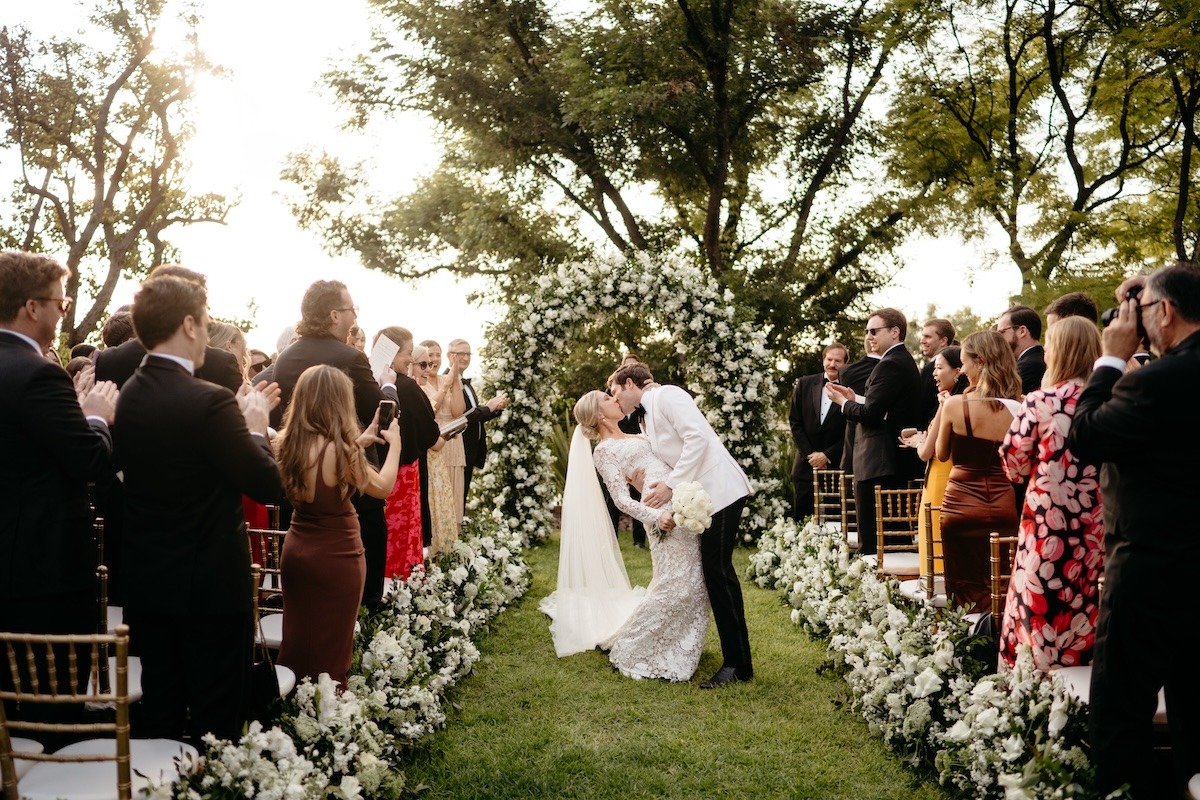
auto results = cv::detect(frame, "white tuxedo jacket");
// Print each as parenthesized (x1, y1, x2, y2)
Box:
(641, 384, 753, 512)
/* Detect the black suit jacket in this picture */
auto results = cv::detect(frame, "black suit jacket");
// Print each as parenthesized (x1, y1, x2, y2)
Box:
(271, 334, 384, 431)
(1017, 345, 1046, 395)
(0, 332, 113, 601)
(918, 358, 940, 428)
(836, 355, 879, 473)
(115, 357, 282, 614)
(1068, 330, 1200, 556)
(462, 379, 501, 469)
(789, 372, 845, 480)
(96, 337, 243, 392)
(840, 344, 923, 483)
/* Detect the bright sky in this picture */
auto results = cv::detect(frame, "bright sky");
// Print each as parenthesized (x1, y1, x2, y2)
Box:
(11, 0, 1021, 359)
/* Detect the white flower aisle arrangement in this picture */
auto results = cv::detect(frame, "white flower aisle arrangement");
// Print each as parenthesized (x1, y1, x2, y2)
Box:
(164, 522, 530, 799)
(749, 518, 1123, 800)
(668, 480, 715, 537)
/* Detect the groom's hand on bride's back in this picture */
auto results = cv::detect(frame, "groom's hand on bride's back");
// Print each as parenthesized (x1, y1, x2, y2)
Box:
(643, 480, 672, 508)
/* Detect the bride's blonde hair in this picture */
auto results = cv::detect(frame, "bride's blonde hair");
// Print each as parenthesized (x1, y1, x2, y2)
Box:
(573, 391, 604, 440)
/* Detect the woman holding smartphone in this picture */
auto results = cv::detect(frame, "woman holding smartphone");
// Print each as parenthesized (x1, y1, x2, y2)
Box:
(274, 365, 400, 688)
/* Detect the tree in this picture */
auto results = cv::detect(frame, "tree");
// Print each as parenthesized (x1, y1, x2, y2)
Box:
(283, 0, 944, 355)
(888, 0, 1181, 296)
(0, 0, 231, 346)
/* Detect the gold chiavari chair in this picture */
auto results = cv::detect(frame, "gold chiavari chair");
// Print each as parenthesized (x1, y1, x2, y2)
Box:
(0, 626, 194, 800)
(811, 469, 844, 529)
(248, 526, 287, 650)
(865, 487, 922, 580)
(840, 473, 859, 551)
(988, 532, 1019, 622)
(249, 565, 296, 698)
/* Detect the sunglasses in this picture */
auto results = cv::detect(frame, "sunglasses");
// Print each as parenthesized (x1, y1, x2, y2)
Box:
(416, 361, 432, 369)
(249, 361, 270, 375)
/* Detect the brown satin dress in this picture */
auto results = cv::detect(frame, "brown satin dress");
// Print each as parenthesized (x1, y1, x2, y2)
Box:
(278, 443, 366, 688)
(939, 400, 1017, 613)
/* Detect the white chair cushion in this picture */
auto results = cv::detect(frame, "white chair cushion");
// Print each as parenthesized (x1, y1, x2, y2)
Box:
(276, 664, 296, 696)
(880, 552, 921, 576)
(897, 578, 947, 608)
(9, 736, 43, 779)
(845, 530, 859, 547)
(86, 656, 143, 703)
(257, 613, 284, 649)
(1056, 666, 1167, 724)
(19, 738, 196, 800)
(106, 605, 123, 634)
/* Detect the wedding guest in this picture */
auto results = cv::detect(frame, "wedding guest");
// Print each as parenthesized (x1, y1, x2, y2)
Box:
(935, 331, 1022, 612)
(250, 325, 297, 387)
(917, 319, 955, 427)
(997, 304, 1045, 394)
(347, 324, 366, 352)
(70, 342, 98, 361)
(248, 348, 271, 379)
(999, 317, 1103, 670)
(101, 310, 135, 348)
(208, 321, 249, 383)
(66, 355, 93, 378)
(1067, 262, 1200, 798)
(1044, 292, 1099, 327)
(827, 308, 923, 556)
(94, 265, 243, 392)
(416, 340, 465, 554)
(0, 251, 117, 719)
(900, 345, 967, 585)
(116, 274, 282, 742)
(275, 365, 400, 687)
(836, 336, 880, 475)
(272, 281, 398, 608)
(447, 338, 509, 507)
(789, 342, 848, 520)
(374, 327, 439, 578)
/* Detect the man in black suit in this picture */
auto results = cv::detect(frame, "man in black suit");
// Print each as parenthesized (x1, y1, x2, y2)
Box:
(997, 304, 1045, 394)
(1067, 262, 1200, 799)
(0, 251, 118, 702)
(445, 338, 508, 507)
(116, 275, 282, 743)
(827, 308, 923, 556)
(836, 339, 880, 475)
(95, 265, 242, 392)
(272, 280, 397, 607)
(788, 342, 848, 520)
(917, 319, 954, 428)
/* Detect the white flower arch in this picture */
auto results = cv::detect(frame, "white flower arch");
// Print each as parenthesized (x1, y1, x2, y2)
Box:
(473, 251, 786, 545)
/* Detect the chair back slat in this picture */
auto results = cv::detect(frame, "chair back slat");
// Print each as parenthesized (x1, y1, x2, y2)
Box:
(840, 473, 858, 549)
(989, 533, 1020, 621)
(811, 469, 844, 526)
(921, 502, 942, 596)
(874, 487, 923, 579)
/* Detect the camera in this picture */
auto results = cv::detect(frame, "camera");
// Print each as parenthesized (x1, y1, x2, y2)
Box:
(1100, 284, 1149, 344)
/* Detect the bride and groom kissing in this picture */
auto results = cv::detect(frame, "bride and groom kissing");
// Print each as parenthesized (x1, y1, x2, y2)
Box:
(540, 363, 754, 689)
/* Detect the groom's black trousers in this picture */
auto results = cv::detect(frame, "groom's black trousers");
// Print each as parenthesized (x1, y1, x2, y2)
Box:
(700, 497, 752, 671)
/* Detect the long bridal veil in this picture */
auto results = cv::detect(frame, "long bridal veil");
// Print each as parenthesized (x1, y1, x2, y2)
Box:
(539, 426, 644, 657)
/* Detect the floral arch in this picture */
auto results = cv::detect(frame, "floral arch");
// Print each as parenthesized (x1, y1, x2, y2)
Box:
(473, 251, 787, 545)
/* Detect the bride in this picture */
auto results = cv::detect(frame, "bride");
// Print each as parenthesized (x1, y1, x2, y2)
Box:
(541, 390, 709, 682)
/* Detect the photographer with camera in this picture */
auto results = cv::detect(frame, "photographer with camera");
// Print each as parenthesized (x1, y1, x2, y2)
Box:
(1068, 261, 1200, 798)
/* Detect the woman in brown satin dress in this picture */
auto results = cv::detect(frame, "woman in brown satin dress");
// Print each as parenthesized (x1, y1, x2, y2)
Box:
(274, 365, 400, 687)
(935, 331, 1022, 613)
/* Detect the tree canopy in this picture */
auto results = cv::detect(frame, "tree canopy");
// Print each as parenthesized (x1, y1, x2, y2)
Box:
(0, 0, 231, 345)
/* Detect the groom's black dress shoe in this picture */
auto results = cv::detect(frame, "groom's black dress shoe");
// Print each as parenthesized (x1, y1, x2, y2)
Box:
(700, 666, 752, 689)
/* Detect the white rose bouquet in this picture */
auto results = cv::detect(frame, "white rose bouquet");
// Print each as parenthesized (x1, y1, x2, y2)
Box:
(668, 481, 715, 537)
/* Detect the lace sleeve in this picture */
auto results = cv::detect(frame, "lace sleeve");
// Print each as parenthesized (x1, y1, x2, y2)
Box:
(593, 443, 664, 528)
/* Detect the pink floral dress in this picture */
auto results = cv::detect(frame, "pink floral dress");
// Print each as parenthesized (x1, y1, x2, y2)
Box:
(998, 382, 1104, 669)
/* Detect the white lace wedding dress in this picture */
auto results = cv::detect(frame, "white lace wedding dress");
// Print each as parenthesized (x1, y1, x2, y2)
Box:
(594, 436, 710, 682)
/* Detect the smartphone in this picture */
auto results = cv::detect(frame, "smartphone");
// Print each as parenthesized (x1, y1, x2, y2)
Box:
(377, 400, 396, 432)
(900, 427, 919, 439)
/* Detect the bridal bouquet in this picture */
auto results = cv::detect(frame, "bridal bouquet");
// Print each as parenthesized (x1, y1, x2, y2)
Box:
(671, 481, 715, 535)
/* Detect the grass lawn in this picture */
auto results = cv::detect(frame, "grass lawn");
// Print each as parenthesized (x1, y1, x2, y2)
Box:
(400, 531, 949, 799)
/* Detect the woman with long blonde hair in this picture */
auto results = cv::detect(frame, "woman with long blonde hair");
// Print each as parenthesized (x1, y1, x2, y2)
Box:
(935, 331, 1022, 612)
(999, 317, 1104, 669)
(274, 365, 400, 687)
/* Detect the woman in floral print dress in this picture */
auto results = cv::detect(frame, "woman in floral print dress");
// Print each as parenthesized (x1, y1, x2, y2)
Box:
(998, 317, 1105, 670)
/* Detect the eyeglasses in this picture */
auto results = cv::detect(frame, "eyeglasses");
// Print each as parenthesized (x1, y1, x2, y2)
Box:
(416, 361, 432, 369)
(31, 296, 72, 313)
(864, 326, 895, 336)
(333, 306, 359, 314)
(995, 326, 1014, 334)
(1137, 299, 1164, 313)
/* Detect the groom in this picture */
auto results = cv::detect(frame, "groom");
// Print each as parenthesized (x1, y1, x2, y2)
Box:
(609, 364, 754, 688)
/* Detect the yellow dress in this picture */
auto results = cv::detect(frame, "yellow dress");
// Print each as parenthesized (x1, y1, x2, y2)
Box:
(422, 379, 465, 556)
(918, 456, 952, 580)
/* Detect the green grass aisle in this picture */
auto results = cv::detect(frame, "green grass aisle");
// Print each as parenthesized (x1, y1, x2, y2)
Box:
(401, 533, 949, 799)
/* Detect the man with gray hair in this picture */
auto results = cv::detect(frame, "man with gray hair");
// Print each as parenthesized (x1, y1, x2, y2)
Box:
(1068, 261, 1200, 798)
(445, 338, 508, 505)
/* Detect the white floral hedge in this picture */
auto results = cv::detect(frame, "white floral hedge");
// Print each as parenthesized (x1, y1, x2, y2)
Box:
(748, 519, 1122, 800)
(160, 528, 530, 799)
(474, 250, 786, 545)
